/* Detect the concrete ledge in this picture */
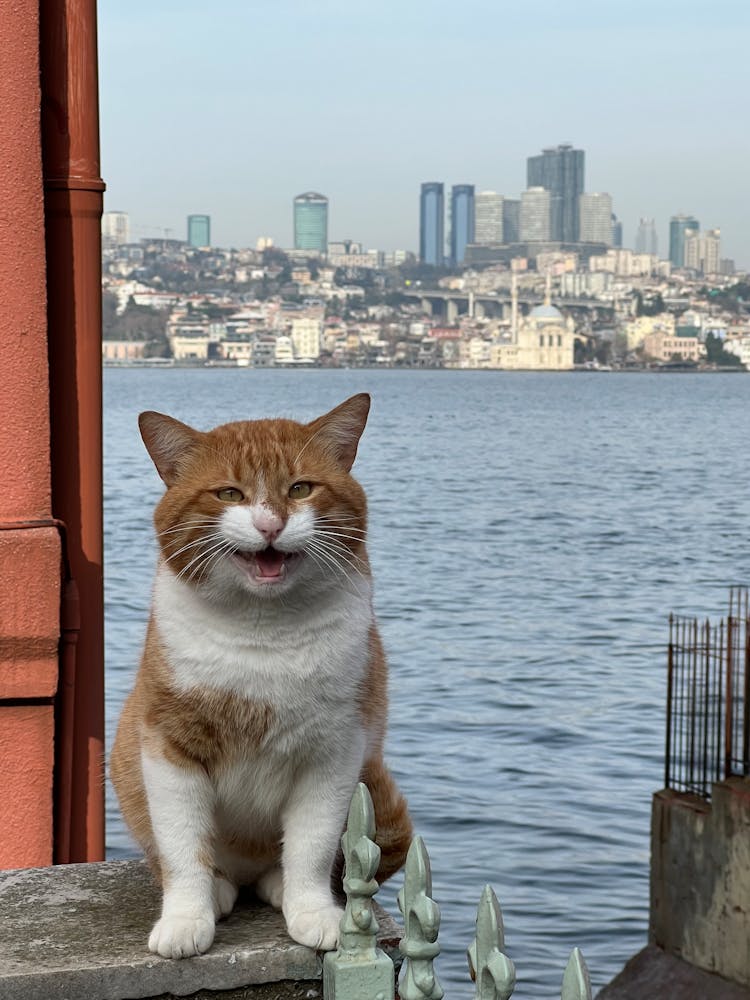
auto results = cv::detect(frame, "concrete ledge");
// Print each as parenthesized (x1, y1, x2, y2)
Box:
(0, 860, 401, 1000)
(597, 946, 750, 1000)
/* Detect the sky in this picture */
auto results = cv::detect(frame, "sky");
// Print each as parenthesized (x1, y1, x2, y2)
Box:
(99, 0, 750, 267)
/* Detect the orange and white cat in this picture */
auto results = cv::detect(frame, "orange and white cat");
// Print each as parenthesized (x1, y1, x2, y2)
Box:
(110, 393, 411, 960)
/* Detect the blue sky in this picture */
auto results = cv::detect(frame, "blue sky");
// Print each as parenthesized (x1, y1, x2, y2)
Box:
(99, 0, 750, 265)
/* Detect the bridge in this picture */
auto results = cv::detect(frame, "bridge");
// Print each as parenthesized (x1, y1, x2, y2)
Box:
(400, 287, 611, 323)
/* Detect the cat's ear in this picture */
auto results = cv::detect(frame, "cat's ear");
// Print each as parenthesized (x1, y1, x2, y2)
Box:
(138, 411, 202, 486)
(306, 393, 370, 471)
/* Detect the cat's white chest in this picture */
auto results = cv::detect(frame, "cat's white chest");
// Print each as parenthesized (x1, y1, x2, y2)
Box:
(152, 566, 372, 737)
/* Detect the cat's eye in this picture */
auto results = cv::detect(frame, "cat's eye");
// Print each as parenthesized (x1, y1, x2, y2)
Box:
(216, 487, 244, 503)
(289, 482, 313, 500)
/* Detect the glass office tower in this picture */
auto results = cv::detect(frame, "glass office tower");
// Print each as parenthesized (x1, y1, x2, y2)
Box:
(449, 185, 475, 266)
(187, 214, 211, 248)
(419, 182, 444, 266)
(293, 192, 328, 253)
(527, 144, 585, 242)
(669, 215, 700, 268)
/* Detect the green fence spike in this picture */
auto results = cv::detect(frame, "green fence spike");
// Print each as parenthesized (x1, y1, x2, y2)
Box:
(397, 836, 444, 1000)
(467, 886, 516, 1000)
(561, 947, 592, 1000)
(323, 783, 395, 1000)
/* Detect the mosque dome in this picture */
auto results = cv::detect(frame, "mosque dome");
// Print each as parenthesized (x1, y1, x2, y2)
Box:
(528, 304, 563, 321)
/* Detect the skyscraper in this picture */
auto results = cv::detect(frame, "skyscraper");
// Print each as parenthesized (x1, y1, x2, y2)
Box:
(684, 228, 721, 275)
(419, 182, 444, 266)
(611, 214, 623, 248)
(520, 187, 551, 242)
(503, 199, 521, 243)
(669, 215, 700, 268)
(578, 193, 613, 244)
(187, 214, 211, 248)
(449, 185, 475, 265)
(635, 218, 658, 256)
(527, 144, 585, 242)
(102, 211, 130, 247)
(293, 192, 328, 253)
(474, 191, 504, 244)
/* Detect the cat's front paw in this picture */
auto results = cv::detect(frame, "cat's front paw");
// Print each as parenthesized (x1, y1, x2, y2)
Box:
(284, 901, 343, 951)
(148, 913, 215, 959)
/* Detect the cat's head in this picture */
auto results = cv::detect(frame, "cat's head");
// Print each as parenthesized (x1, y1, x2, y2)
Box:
(139, 394, 370, 600)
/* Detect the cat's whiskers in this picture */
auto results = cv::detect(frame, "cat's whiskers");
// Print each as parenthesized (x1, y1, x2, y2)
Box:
(305, 535, 363, 588)
(176, 535, 235, 582)
(163, 531, 226, 566)
(304, 541, 360, 593)
(157, 518, 219, 538)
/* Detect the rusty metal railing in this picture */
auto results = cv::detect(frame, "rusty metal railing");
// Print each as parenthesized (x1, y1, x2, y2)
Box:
(665, 588, 750, 799)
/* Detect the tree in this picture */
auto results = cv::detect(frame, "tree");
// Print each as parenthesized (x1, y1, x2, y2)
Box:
(704, 332, 744, 368)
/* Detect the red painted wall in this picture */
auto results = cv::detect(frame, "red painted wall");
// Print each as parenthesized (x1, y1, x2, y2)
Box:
(0, 0, 60, 867)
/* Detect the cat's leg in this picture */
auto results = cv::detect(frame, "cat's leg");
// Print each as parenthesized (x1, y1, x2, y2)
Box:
(213, 874, 239, 920)
(141, 745, 217, 958)
(256, 866, 283, 909)
(280, 740, 364, 951)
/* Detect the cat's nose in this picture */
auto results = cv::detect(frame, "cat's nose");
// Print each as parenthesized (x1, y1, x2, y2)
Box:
(252, 508, 286, 543)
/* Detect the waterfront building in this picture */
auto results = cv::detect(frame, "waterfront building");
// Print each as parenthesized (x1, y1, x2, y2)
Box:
(419, 182, 444, 266)
(290, 317, 322, 359)
(503, 199, 521, 242)
(635, 217, 658, 256)
(187, 214, 211, 248)
(102, 211, 130, 247)
(643, 329, 706, 363)
(669, 215, 700, 268)
(519, 187, 551, 242)
(578, 193, 612, 245)
(684, 228, 721, 275)
(474, 191, 504, 245)
(527, 143, 585, 242)
(449, 185, 475, 266)
(293, 192, 328, 253)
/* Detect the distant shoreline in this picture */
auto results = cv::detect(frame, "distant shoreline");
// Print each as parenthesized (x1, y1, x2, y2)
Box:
(102, 362, 747, 374)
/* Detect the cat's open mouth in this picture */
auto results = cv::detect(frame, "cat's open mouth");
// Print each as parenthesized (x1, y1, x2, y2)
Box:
(231, 546, 301, 583)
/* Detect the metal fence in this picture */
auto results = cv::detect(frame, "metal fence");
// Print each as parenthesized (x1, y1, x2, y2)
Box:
(665, 588, 750, 799)
(324, 783, 592, 1000)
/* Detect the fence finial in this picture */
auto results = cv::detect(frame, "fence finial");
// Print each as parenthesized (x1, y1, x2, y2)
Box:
(467, 885, 516, 1000)
(561, 947, 592, 1000)
(397, 835, 444, 1000)
(323, 783, 395, 1000)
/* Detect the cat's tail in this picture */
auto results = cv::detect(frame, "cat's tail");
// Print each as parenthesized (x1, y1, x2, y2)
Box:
(362, 756, 413, 884)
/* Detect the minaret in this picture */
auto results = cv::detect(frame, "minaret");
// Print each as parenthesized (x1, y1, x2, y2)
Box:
(511, 271, 518, 340)
(544, 268, 552, 307)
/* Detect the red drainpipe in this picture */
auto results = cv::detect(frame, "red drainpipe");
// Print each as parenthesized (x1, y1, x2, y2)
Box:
(40, 0, 106, 862)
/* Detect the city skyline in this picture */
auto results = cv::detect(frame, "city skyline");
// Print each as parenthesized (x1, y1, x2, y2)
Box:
(99, 1, 750, 264)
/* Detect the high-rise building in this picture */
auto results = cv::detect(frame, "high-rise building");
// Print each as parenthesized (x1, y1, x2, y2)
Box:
(578, 193, 613, 244)
(503, 199, 521, 243)
(684, 228, 721, 275)
(449, 185, 475, 265)
(611, 214, 623, 248)
(520, 187, 551, 242)
(527, 144, 585, 242)
(635, 217, 658, 256)
(187, 214, 211, 248)
(293, 192, 328, 253)
(669, 215, 700, 268)
(419, 182, 444, 266)
(102, 211, 130, 246)
(474, 191, 504, 245)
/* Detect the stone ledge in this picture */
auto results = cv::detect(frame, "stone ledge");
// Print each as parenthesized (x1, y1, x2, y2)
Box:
(0, 860, 401, 1000)
(597, 946, 750, 1000)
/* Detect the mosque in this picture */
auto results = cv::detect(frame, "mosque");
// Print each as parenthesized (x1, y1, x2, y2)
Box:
(490, 273, 576, 370)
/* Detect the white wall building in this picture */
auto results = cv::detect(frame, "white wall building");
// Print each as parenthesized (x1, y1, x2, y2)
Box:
(291, 317, 322, 359)
(684, 229, 721, 275)
(102, 211, 130, 246)
(474, 191, 504, 244)
(520, 188, 551, 242)
(579, 193, 613, 245)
